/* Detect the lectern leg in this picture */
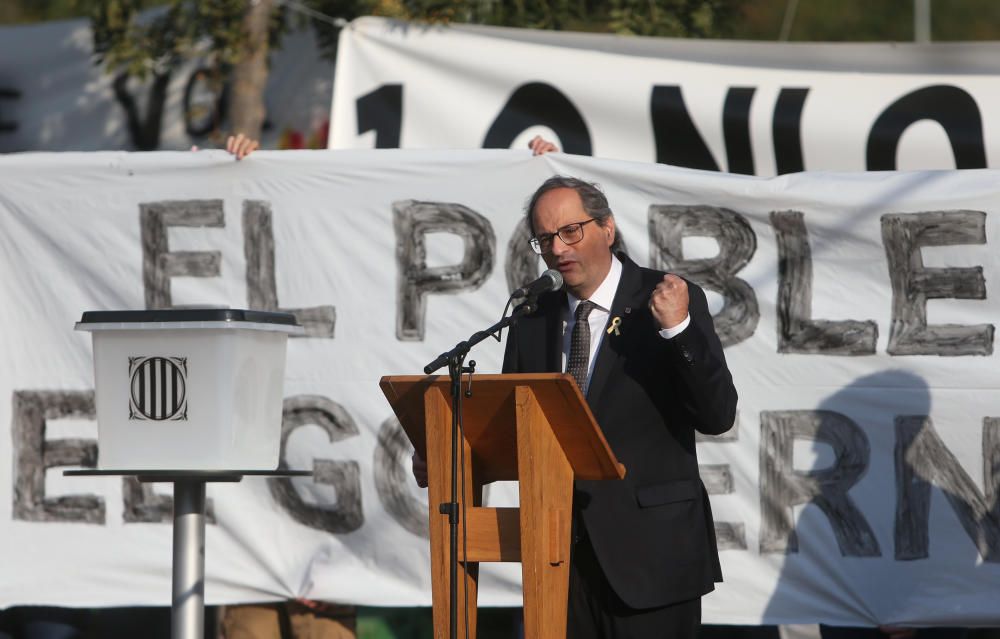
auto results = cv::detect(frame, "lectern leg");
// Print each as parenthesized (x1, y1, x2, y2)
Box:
(515, 387, 574, 639)
(172, 480, 206, 639)
(424, 387, 480, 639)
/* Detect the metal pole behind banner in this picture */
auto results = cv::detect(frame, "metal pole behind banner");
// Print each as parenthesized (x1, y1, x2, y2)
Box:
(778, 0, 799, 41)
(172, 480, 206, 639)
(914, 0, 931, 42)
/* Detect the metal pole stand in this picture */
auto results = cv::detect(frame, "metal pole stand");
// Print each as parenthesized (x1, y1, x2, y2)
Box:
(172, 479, 206, 639)
(65, 469, 311, 639)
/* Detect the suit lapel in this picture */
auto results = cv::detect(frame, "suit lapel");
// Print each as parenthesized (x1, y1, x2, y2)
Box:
(586, 257, 646, 408)
(545, 293, 565, 371)
(517, 291, 565, 373)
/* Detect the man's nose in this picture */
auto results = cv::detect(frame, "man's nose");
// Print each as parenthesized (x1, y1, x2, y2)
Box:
(551, 235, 570, 256)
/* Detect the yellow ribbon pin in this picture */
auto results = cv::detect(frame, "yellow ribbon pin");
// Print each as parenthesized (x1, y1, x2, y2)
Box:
(607, 316, 622, 336)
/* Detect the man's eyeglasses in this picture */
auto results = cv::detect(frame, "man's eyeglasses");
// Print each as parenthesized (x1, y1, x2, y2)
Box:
(529, 218, 598, 255)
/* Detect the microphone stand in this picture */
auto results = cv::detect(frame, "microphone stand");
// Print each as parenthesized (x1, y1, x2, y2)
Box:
(423, 298, 538, 639)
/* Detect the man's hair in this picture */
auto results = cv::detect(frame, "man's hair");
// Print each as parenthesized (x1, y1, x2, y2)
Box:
(524, 176, 621, 252)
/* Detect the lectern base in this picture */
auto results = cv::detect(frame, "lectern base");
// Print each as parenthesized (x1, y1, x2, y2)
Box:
(64, 469, 311, 639)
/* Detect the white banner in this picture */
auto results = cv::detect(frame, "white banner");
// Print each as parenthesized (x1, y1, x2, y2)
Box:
(1, 150, 999, 626)
(331, 17, 1000, 176)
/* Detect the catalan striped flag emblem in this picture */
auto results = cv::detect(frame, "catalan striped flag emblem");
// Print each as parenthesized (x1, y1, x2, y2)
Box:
(128, 356, 188, 421)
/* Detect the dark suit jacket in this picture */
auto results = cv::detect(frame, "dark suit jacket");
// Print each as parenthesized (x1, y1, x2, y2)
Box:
(502, 254, 738, 610)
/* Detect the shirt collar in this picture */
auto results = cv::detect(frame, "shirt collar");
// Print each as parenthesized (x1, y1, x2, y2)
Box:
(567, 254, 622, 314)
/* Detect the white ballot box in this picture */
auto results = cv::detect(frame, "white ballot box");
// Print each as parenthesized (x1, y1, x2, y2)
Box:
(76, 309, 303, 470)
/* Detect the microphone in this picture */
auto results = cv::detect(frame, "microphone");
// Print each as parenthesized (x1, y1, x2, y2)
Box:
(512, 269, 564, 299)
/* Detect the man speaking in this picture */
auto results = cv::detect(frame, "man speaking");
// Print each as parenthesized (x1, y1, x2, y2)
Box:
(502, 176, 738, 638)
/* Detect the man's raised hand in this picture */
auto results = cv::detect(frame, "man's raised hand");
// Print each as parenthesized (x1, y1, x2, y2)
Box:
(649, 274, 689, 330)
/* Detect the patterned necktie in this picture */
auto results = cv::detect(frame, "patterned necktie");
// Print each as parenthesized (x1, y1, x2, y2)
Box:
(567, 300, 596, 394)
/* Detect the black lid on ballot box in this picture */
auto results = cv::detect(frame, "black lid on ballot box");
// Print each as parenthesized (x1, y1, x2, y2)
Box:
(77, 308, 300, 326)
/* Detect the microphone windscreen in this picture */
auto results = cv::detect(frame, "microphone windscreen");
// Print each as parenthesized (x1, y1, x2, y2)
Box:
(543, 269, 564, 291)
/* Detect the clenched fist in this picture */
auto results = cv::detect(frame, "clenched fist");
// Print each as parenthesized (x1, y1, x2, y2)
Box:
(649, 274, 689, 330)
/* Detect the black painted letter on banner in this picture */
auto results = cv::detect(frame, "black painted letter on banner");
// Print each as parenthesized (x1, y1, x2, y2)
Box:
(648, 205, 758, 347)
(772, 211, 877, 355)
(505, 218, 541, 295)
(123, 477, 174, 524)
(772, 88, 808, 175)
(374, 417, 428, 539)
(723, 87, 756, 175)
(357, 84, 402, 148)
(394, 200, 495, 341)
(483, 82, 592, 155)
(113, 72, 171, 151)
(881, 211, 992, 356)
(699, 420, 743, 547)
(0, 87, 20, 136)
(759, 410, 879, 557)
(701, 462, 747, 550)
(650, 85, 719, 171)
(244, 200, 336, 338)
(183, 67, 228, 138)
(140, 200, 225, 309)
(894, 416, 1000, 562)
(269, 395, 364, 534)
(123, 464, 217, 524)
(867, 85, 986, 170)
(12, 390, 103, 523)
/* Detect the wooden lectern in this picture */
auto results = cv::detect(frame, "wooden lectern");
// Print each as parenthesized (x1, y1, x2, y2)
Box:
(380, 373, 625, 639)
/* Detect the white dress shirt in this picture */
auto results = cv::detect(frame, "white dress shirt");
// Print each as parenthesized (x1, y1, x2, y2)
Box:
(562, 255, 691, 389)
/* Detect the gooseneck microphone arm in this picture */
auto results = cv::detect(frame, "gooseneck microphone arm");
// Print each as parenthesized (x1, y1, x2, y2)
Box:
(424, 269, 562, 374)
(423, 300, 536, 376)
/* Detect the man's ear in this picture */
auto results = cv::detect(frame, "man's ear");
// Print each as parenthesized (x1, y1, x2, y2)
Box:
(605, 216, 616, 247)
